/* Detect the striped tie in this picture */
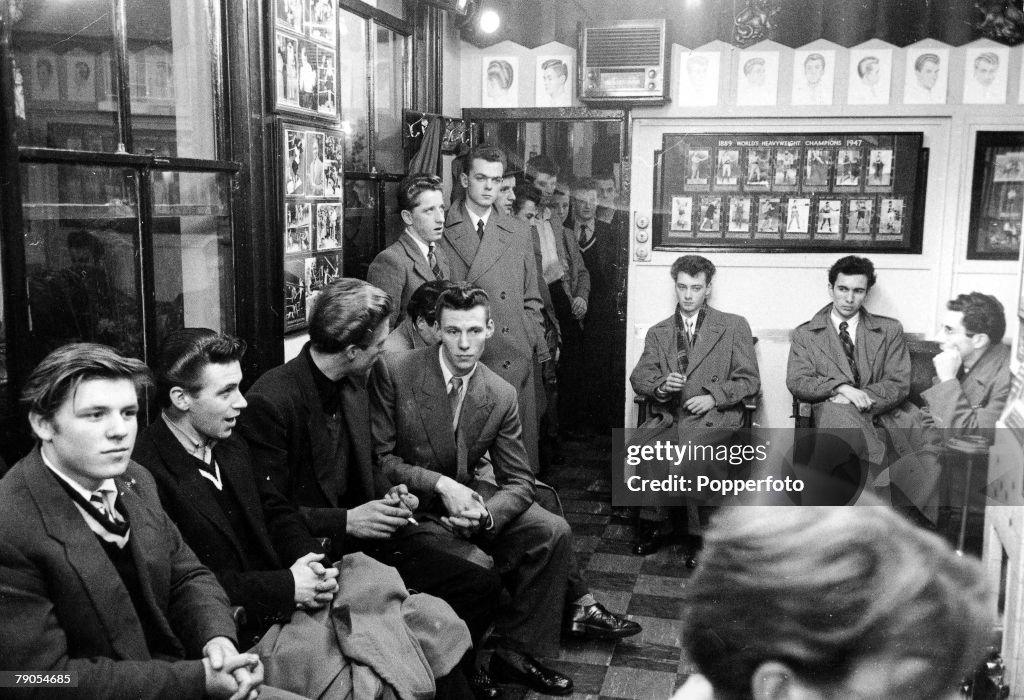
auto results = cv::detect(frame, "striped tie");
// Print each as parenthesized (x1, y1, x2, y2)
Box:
(476, 219, 485, 240)
(838, 321, 861, 387)
(428, 243, 443, 279)
(448, 376, 463, 429)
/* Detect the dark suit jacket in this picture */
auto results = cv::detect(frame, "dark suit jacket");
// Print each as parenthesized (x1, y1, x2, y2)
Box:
(382, 316, 430, 354)
(0, 449, 236, 699)
(369, 346, 535, 535)
(239, 345, 387, 550)
(367, 232, 450, 328)
(630, 306, 760, 431)
(133, 420, 323, 627)
(920, 342, 1011, 437)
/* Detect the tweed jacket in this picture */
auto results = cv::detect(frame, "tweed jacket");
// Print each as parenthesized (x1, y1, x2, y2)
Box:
(133, 420, 324, 628)
(368, 346, 535, 535)
(0, 449, 236, 699)
(630, 306, 760, 430)
(382, 316, 431, 355)
(920, 342, 1011, 437)
(367, 231, 451, 328)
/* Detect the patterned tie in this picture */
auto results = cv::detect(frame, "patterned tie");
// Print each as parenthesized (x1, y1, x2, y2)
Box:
(448, 376, 463, 429)
(428, 243, 443, 280)
(838, 321, 861, 387)
(686, 319, 695, 345)
(476, 219, 485, 241)
(578, 224, 590, 247)
(90, 490, 128, 537)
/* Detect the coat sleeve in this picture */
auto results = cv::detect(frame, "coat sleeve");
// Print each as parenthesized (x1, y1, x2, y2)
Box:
(0, 539, 209, 700)
(481, 394, 536, 535)
(630, 325, 672, 401)
(564, 227, 590, 303)
(863, 322, 910, 415)
(702, 317, 760, 408)
(786, 328, 847, 401)
(518, 230, 549, 358)
(366, 248, 404, 328)
(367, 357, 444, 505)
(921, 370, 1010, 436)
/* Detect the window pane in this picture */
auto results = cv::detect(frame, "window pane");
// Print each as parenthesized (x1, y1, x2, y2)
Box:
(361, 0, 405, 19)
(22, 163, 142, 366)
(339, 11, 370, 171)
(126, 0, 218, 159)
(152, 172, 235, 347)
(11, 1, 119, 150)
(373, 27, 407, 173)
(343, 179, 377, 279)
(383, 181, 402, 246)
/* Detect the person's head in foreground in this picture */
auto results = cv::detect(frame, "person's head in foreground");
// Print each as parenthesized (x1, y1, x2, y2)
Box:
(677, 502, 994, 700)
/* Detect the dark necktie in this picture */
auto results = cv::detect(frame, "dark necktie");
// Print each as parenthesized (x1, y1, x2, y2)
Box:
(838, 321, 861, 387)
(89, 491, 130, 537)
(578, 224, 590, 247)
(428, 243, 443, 279)
(476, 219, 485, 241)
(448, 376, 463, 429)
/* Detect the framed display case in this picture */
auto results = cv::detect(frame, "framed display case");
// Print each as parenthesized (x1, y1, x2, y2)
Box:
(272, 0, 339, 119)
(967, 131, 1024, 260)
(653, 131, 927, 252)
(281, 120, 344, 333)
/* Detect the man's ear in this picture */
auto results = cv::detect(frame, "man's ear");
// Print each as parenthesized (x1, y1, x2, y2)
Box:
(400, 209, 414, 227)
(485, 318, 495, 339)
(168, 386, 191, 412)
(28, 412, 54, 442)
(971, 331, 992, 352)
(460, 171, 470, 189)
(750, 661, 813, 700)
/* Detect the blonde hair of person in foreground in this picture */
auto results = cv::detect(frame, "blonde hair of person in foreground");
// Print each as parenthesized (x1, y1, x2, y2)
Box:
(672, 501, 994, 700)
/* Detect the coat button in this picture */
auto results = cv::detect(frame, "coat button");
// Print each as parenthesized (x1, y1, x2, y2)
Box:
(500, 292, 507, 300)
(705, 421, 714, 427)
(502, 327, 510, 334)
(712, 375, 719, 382)
(502, 360, 511, 368)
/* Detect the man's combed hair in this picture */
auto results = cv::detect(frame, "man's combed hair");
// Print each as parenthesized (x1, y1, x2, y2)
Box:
(670, 255, 716, 283)
(397, 173, 443, 213)
(155, 328, 247, 408)
(436, 283, 491, 321)
(682, 503, 993, 700)
(407, 280, 456, 325)
(21, 343, 153, 422)
(526, 155, 560, 179)
(949, 292, 1006, 343)
(309, 278, 393, 354)
(467, 144, 507, 173)
(828, 255, 876, 288)
(512, 183, 541, 215)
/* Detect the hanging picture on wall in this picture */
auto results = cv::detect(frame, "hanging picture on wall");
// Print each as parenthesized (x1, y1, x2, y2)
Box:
(678, 51, 720, 107)
(317, 203, 342, 250)
(535, 55, 572, 108)
(306, 0, 335, 45)
(276, 33, 300, 108)
(284, 128, 305, 195)
(967, 132, 1024, 259)
(278, 0, 303, 33)
(284, 259, 307, 332)
(482, 56, 519, 108)
(847, 48, 892, 105)
(735, 50, 778, 106)
(29, 49, 59, 101)
(285, 202, 312, 252)
(791, 49, 835, 106)
(324, 135, 344, 196)
(271, 4, 338, 118)
(903, 47, 948, 104)
(306, 131, 325, 196)
(963, 45, 1009, 105)
(64, 50, 96, 103)
(653, 132, 925, 252)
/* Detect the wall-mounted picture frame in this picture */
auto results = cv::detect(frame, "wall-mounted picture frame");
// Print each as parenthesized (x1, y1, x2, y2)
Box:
(653, 131, 926, 252)
(967, 131, 1024, 260)
(271, 0, 338, 119)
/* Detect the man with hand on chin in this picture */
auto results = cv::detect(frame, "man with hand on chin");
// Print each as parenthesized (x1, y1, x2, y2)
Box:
(787, 255, 913, 475)
(0, 343, 266, 700)
(370, 284, 640, 698)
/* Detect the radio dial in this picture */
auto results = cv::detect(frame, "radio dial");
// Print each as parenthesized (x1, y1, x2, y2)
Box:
(648, 69, 657, 78)
(635, 231, 649, 243)
(648, 82, 655, 89)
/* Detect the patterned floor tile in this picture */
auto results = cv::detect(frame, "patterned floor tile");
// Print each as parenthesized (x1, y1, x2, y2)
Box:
(585, 570, 640, 593)
(634, 574, 688, 599)
(622, 614, 685, 648)
(587, 552, 645, 574)
(610, 642, 684, 674)
(627, 593, 686, 619)
(599, 666, 678, 699)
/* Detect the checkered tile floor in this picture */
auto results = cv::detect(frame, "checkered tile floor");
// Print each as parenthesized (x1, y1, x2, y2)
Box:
(483, 433, 698, 700)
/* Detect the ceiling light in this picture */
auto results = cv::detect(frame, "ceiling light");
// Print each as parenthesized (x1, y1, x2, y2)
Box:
(478, 9, 500, 34)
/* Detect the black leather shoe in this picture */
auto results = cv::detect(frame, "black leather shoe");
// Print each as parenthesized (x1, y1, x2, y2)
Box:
(565, 602, 642, 640)
(633, 524, 668, 556)
(471, 665, 502, 699)
(489, 652, 573, 696)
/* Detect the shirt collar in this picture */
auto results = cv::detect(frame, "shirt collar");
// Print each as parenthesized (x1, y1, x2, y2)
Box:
(406, 228, 431, 260)
(161, 411, 216, 458)
(830, 307, 860, 333)
(439, 345, 477, 391)
(467, 207, 491, 232)
(41, 448, 117, 502)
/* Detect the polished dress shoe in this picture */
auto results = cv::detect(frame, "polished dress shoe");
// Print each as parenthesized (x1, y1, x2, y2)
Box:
(565, 602, 642, 639)
(470, 665, 502, 699)
(489, 652, 573, 696)
(633, 524, 669, 556)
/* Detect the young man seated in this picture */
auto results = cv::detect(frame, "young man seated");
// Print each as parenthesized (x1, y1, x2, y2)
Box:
(369, 283, 641, 697)
(383, 279, 453, 354)
(132, 328, 474, 699)
(0, 343, 265, 699)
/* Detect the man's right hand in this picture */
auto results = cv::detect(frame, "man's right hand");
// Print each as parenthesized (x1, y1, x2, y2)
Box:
(202, 641, 262, 700)
(435, 475, 488, 524)
(291, 552, 339, 609)
(834, 384, 874, 412)
(346, 499, 413, 539)
(660, 372, 686, 394)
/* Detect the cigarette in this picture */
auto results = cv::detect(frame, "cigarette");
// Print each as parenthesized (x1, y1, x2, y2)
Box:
(407, 517, 419, 526)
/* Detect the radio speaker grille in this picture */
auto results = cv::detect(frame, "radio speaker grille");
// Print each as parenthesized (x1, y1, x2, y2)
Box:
(585, 27, 663, 66)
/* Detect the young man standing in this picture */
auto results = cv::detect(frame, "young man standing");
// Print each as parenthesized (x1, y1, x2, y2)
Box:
(0, 343, 264, 699)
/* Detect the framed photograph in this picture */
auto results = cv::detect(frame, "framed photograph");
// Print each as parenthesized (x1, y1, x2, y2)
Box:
(276, 33, 300, 108)
(654, 132, 925, 252)
(482, 56, 518, 108)
(65, 50, 96, 103)
(324, 134, 344, 196)
(671, 196, 693, 232)
(29, 50, 60, 101)
(309, 252, 342, 291)
(678, 51, 720, 107)
(316, 46, 336, 115)
(847, 49, 892, 105)
(736, 50, 779, 106)
(847, 198, 875, 235)
(316, 203, 342, 250)
(284, 128, 306, 195)
(277, 0, 303, 33)
(963, 46, 1009, 105)
(903, 47, 948, 104)
(697, 196, 722, 235)
(756, 197, 783, 235)
(306, 131, 325, 196)
(728, 196, 752, 234)
(285, 202, 312, 253)
(284, 259, 307, 332)
(791, 50, 835, 106)
(786, 197, 811, 233)
(306, 0, 335, 45)
(967, 131, 1024, 259)
(535, 55, 572, 108)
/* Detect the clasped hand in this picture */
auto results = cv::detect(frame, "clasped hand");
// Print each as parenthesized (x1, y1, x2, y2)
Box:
(203, 636, 263, 700)
(830, 384, 875, 411)
(291, 552, 340, 609)
(436, 475, 490, 538)
(346, 484, 418, 540)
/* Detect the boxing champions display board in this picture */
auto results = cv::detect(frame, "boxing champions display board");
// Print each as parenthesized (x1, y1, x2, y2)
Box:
(653, 131, 926, 253)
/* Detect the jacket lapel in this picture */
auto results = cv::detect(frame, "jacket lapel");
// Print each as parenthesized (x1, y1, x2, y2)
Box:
(443, 201, 480, 271)
(466, 215, 513, 283)
(859, 311, 885, 379)
(654, 320, 679, 375)
(414, 360, 459, 477)
(685, 308, 725, 372)
(400, 233, 434, 284)
(216, 438, 282, 567)
(809, 305, 857, 381)
(459, 371, 495, 480)
(342, 379, 377, 503)
(291, 356, 344, 507)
